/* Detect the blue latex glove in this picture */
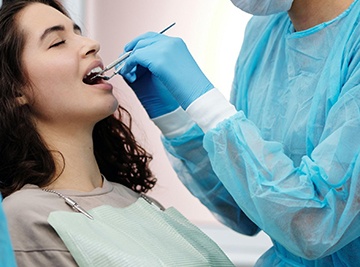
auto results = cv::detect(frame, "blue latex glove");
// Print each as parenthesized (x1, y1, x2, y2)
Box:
(119, 32, 214, 110)
(123, 65, 179, 119)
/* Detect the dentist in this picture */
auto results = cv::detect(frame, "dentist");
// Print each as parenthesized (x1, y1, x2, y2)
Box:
(120, 0, 360, 266)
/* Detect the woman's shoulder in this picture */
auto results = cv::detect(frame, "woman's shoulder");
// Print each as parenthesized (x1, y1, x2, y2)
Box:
(2, 185, 68, 251)
(2, 185, 66, 233)
(3, 185, 51, 216)
(3, 186, 76, 265)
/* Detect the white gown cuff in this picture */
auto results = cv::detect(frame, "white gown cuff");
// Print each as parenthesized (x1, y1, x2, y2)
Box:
(152, 107, 195, 138)
(186, 88, 237, 133)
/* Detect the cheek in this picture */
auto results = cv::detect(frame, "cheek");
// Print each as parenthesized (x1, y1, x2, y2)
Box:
(29, 75, 70, 111)
(26, 59, 78, 102)
(31, 61, 75, 87)
(29, 84, 67, 118)
(24, 49, 78, 88)
(24, 67, 75, 114)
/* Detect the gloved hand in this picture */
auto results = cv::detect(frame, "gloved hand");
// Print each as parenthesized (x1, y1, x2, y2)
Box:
(122, 65, 179, 119)
(119, 32, 214, 110)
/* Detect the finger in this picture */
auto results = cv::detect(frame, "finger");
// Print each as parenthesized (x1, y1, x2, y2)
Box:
(121, 35, 174, 74)
(124, 31, 159, 52)
(119, 45, 157, 76)
(121, 65, 138, 83)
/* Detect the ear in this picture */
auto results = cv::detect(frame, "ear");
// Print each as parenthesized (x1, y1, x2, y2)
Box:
(16, 95, 29, 105)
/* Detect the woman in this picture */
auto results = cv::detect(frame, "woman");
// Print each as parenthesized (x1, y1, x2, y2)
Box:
(119, 0, 360, 266)
(0, 1, 234, 266)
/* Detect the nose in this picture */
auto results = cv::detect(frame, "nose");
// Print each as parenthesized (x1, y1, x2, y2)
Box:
(81, 36, 100, 58)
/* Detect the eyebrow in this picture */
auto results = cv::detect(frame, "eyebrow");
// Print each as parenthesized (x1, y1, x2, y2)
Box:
(40, 23, 82, 42)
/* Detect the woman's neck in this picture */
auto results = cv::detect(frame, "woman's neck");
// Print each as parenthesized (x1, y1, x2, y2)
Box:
(288, 0, 354, 31)
(38, 124, 103, 191)
(49, 141, 103, 192)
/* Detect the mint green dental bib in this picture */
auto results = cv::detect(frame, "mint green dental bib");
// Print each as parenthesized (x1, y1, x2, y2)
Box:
(48, 197, 235, 267)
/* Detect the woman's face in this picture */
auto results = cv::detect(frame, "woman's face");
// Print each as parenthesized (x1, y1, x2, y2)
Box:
(17, 3, 118, 129)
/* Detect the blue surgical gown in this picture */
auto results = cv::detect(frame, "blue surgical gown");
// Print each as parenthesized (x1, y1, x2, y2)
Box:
(159, 0, 360, 265)
(0, 195, 16, 267)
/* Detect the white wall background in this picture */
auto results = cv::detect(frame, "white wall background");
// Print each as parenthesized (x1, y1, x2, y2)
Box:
(62, 1, 272, 266)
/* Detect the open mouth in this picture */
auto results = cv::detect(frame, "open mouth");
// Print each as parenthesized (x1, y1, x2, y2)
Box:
(83, 66, 103, 85)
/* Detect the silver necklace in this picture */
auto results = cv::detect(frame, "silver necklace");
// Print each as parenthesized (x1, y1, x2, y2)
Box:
(42, 188, 94, 220)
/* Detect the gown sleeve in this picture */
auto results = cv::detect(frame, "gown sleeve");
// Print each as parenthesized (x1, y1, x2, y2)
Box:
(0, 196, 16, 267)
(192, 83, 360, 260)
(162, 122, 260, 236)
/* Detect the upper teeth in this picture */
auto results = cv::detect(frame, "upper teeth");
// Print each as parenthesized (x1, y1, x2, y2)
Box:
(85, 66, 102, 77)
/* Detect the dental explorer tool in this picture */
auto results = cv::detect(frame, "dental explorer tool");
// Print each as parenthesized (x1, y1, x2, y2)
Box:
(91, 22, 176, 81)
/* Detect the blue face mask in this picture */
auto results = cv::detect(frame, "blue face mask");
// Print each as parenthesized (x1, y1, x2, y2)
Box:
(230, 0, 294, 15)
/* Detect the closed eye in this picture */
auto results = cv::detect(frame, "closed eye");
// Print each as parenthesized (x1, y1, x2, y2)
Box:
(49, 40, 66, 49)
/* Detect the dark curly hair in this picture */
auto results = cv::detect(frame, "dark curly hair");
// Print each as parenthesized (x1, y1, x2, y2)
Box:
(0, 0, 156, 198)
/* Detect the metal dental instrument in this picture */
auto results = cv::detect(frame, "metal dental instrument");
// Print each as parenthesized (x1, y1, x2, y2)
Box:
(92, 51, 131, 81)
(92, 22, 176, 81)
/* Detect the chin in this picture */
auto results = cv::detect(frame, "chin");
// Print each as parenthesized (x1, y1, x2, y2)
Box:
(91, 98, 119, 121)
(110, 98, 119, 113)
(103, 99, 119, 118)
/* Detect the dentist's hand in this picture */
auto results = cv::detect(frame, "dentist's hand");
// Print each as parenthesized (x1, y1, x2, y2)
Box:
(123, 65, 179, 119)
(119, 32, 214, 110)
